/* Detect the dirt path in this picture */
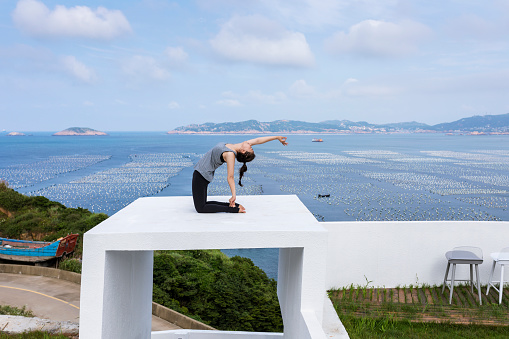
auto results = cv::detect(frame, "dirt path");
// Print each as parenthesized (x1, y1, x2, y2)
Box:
(0, 206, 13, 218)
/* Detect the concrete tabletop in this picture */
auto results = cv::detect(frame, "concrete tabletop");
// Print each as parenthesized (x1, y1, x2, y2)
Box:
(85, 195, 326, 251)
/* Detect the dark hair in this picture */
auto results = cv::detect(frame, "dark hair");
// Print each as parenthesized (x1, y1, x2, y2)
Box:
(236, 151, 255, 187)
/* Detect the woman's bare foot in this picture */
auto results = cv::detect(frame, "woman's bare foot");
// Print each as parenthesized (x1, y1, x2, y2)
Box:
(238, 204, 246, 213)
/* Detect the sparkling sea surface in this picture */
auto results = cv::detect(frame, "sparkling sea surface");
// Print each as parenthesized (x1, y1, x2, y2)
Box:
(1, 132, 509, 279)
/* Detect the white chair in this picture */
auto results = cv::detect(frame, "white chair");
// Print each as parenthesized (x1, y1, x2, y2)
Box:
(486, 247, 509, 304)
(442, 246, 483, 305)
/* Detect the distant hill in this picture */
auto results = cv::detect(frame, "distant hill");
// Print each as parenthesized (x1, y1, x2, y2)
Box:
(383, 121, 432, 130)
(169, 119, 430, 134)
(431, 113, 509, 132)
(169, 119, 348, 134)
(321, 120, 431, 131)
(169, 113, 509, 134)
(53, 127, 107, 136)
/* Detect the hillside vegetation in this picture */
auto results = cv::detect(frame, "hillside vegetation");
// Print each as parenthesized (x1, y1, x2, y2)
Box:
(153, 250, 283, 331)
(0, 182, 107, 255)
(0, 182, 283, 332)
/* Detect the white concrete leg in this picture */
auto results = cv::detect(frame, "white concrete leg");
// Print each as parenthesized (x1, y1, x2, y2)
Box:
(79, 236, 107, 339)
(102, 251, 154, 339)
(278, 248, 304, 338)
(301, 245, 327, 325)
(277, 245, 327, 339)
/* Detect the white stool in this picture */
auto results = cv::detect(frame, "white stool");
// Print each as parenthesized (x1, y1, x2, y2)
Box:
(442, 246, 483, 305)
(486, 247, 509, 304)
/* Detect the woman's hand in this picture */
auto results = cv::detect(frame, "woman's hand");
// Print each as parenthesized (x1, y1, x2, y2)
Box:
(278, 136, 288, 146)
(229, 195, 236, 207)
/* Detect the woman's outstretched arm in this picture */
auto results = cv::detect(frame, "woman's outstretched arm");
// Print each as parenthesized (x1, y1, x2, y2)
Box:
(246, 136, 288, 146)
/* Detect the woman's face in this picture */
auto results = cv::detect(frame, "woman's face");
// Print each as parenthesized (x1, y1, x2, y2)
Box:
(240, 141, 253, 154)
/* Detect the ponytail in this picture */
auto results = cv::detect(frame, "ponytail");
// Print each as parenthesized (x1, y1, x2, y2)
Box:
(238, 163, 247, 187)
(236, 151, 255, 187)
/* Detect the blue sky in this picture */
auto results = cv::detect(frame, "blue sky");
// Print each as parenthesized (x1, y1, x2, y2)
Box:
(1, 0, 509, 131)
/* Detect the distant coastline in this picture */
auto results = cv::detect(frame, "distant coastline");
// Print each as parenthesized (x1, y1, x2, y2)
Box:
(167, 130, 509, 136)
(168, 113, 509, 135)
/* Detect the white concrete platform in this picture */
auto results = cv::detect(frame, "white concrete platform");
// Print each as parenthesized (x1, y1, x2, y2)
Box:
(79, 195, 342, 339)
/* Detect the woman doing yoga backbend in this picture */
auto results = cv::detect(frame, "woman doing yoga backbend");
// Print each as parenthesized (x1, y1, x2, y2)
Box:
(193, 136, 288, 213)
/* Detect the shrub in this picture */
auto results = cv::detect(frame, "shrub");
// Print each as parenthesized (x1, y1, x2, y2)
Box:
(0, 305, 34, 317)
(153, 250, 283, 332)
(58, 258, 82, 274)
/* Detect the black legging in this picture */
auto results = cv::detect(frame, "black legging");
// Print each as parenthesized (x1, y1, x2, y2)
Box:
(192, 170, 240, 213)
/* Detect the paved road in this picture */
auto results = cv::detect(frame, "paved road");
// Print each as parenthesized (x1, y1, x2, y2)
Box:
(0, 273, 180, 331)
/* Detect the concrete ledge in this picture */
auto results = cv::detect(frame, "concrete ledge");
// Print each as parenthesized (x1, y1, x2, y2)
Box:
(152, 303, 216, 331)
(0, 264, 81, 284)
(151, 330, 283, 338)
(0, 264, 214, 330)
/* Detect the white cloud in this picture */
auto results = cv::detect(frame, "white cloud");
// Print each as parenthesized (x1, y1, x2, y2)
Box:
(260, 0, 345, 27)
(60, 55, 96, 83)
(83, 101, 94, 106)
(216, 99, 242, 107)
(288, 79, 315, 98)
(164, 47, 188, 65)
(325, 20, 432, 57)
(168, 101, 180, 109)
(445, 15, 500, 41)
(209, 15, 314, 67)
(12, 0, 132, 39)
(219, 89, 286, 105)
(247, 90, 286, 104)
(221, 91, 236, 99)
(343, 78, 359, 85)
(344, 84, 400, 97)
(341, 77, 400, 97)
(122, 55, 170, 81)
(258, 0, 400, 29)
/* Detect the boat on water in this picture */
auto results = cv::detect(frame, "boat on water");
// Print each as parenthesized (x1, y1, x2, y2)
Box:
(312, 138, 323, 142)
(0, 234, 78, 263)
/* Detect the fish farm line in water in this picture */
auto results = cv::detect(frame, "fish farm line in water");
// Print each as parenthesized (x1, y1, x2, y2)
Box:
(1, 135, 508, 222)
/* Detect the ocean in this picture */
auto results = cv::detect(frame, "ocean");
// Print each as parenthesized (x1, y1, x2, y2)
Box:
(1, 132, 509, 279)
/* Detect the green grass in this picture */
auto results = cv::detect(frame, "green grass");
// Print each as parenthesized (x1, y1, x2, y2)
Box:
(340, 315, 509, 338)
(0, 305, 34, 317)
(330, 284, 509, 338)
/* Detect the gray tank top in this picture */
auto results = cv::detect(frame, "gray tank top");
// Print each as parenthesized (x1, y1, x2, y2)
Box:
(194, 143, 237, 182)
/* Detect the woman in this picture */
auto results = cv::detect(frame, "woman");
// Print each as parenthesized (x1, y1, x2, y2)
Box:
(193, 136, 288, 213)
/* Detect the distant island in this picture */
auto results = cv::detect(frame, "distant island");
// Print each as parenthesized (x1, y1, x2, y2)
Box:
(168, 113, 509, 135)
(6, 132, 26, 136)
(53, 127, 107, 136)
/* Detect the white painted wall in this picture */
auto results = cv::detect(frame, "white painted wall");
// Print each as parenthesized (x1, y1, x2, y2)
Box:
(324, 221, 509, 289)
(81, 195, 509, 339)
